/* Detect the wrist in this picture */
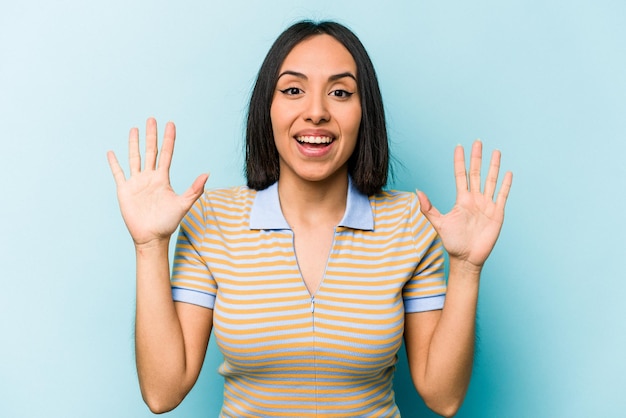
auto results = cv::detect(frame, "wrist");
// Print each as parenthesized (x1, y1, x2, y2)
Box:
(448, 257, 483, 277)
(134, 237, 170, 255)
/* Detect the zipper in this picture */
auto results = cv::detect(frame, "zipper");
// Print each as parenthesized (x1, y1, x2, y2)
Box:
(310, 296, 315, 332)
(310, 294, 317, 413)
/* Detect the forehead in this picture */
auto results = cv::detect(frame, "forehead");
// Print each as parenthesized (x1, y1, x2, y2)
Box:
(279, 34, 357, 75)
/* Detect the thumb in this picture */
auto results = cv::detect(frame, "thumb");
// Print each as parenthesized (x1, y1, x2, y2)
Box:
(181, 172, 209, 206)
(416, 189, 442, 226)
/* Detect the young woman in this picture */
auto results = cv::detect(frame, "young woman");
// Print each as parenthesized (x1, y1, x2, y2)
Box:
(107, 20, 512, 417)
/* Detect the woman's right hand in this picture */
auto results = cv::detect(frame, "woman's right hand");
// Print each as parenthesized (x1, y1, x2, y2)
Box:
(107, 117, 209, 248)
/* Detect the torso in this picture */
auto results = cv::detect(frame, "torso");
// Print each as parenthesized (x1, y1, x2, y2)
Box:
(292, 223, 336, 295)
(278, 176, 348, 295)
(170, 185, 448, 417)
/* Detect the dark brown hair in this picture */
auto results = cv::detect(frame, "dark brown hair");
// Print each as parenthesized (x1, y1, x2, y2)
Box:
(245, 20, 389, 195)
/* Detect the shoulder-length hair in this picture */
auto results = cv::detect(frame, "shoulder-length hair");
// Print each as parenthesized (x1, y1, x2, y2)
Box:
(245, 20, 389, 196)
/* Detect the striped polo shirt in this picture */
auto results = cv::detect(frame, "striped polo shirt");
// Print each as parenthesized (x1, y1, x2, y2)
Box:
(171, 179, 446, 417)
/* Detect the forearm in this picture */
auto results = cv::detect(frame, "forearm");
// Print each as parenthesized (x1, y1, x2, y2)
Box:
(134, 240, 190, 413)
(410, 140, 511, 415)
(412, 259, 481, 415)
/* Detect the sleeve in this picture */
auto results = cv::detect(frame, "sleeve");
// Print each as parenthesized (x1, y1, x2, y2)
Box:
(402, 193, 447, 313)
(170, 194, 217, 309)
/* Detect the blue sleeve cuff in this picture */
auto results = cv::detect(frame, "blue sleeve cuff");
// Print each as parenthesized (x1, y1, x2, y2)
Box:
(404, 294, 445, 313)
(171, 287, 216, 309)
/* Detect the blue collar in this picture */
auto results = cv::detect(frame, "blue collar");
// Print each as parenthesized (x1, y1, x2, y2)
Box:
(249, 178, 374, 231)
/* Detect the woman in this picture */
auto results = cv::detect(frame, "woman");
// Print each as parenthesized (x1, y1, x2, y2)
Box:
(107, 20, 512, 417)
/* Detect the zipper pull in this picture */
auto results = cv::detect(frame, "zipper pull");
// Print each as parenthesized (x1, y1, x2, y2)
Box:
(310, 297, 315, 313)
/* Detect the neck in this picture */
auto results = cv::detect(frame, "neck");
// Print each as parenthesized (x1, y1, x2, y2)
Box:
(277, 172, 349, 228)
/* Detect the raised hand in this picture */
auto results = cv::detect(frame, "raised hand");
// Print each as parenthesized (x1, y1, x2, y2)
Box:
(107, 118, 209, 247)
(417, 140, 512, 269)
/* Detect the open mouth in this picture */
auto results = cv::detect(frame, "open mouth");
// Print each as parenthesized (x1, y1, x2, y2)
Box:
(295, 135, 334, 146)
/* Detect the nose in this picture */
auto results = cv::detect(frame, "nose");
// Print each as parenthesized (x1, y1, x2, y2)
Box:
(303, 93, 330, 124)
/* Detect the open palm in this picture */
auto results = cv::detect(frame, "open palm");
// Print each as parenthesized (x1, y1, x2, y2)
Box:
(107, 118, 208, 247)
(417, 141, 513, 268)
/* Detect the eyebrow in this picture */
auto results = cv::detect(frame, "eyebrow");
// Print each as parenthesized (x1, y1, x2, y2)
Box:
(277, 70, 357, 82)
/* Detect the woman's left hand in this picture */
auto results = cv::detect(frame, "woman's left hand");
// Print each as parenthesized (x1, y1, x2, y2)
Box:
(417, 140, 513, 270)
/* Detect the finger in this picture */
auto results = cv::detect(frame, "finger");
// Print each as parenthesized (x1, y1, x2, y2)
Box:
(483, 149, 501, 200)
(128, 127, 140, 175)
(416, 189, 442, 227)
(107, 150, 126, 186)
(144, 117, 158, 170)
(495, 171, 513, 212)
(453, 144, 468, 193)
(158, 121, 176, 171)
(469, 140, 482, 193)
(181, 173, 210, 206)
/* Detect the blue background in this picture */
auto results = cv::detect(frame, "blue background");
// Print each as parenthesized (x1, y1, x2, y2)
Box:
(1, 1, 624, 417)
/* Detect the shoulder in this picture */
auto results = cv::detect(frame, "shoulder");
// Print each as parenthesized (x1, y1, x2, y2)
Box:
(369, 189, 418, 213)
(369, 189, 431, 233)
(202, 185, 256, 202)
(198, 185, 257, 217)
(203, 186, 256, 200)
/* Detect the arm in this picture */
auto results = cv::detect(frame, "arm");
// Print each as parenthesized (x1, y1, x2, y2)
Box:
(134, 242, 213, 413)
(406, 140, 513, 416)
(107, 118, 212, 413)
(404, 262, 479, 417)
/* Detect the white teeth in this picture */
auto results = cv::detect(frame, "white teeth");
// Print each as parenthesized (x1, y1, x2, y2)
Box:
(296, 136, 333, 144)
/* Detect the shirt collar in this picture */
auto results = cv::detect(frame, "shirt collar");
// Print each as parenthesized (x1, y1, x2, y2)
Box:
(249, 177, 374, 231)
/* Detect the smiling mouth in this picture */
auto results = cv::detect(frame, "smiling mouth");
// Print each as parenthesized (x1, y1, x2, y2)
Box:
(295, 135, 334, 145)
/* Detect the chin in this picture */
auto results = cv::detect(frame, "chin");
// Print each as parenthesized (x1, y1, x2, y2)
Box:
(298, 169, 347, 185)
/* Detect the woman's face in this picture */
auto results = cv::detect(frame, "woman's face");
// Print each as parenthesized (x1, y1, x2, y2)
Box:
(270, 34, 361, 186)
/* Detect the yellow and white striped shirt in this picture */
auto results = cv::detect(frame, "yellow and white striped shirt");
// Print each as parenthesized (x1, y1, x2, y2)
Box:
(171, 179, 446, 417)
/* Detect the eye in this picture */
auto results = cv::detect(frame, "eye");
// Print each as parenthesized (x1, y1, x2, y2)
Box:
(279, 87, 303, 95)
(330, 89, 354, 98)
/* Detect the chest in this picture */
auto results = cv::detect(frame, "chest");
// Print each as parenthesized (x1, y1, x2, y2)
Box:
(292, 225, 335, 295)
(209, 228, 420, 373)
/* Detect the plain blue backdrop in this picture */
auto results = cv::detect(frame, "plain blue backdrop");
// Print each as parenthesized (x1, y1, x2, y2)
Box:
(1, 1, 625, 417)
